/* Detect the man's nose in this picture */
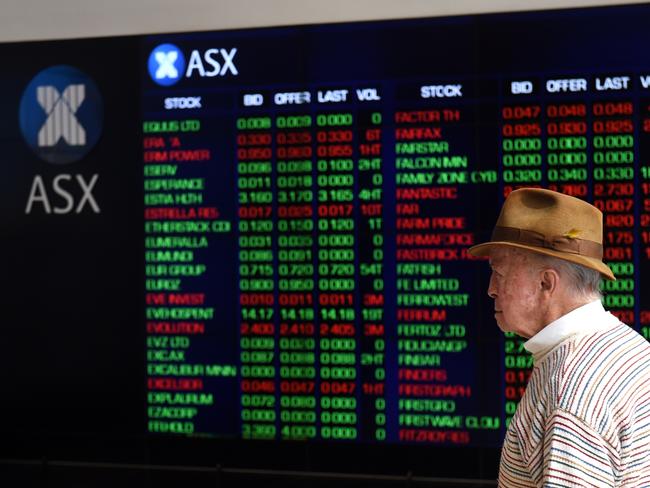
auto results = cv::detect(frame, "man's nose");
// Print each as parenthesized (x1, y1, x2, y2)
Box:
(487, 273, 497, 299)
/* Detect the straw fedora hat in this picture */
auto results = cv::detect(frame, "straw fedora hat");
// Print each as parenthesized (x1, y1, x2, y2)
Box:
(468, 188, 615, 280)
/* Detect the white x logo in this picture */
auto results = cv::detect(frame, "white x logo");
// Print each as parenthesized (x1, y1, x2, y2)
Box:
(37, 84, 86, 147)
(155, 51, 179, 79)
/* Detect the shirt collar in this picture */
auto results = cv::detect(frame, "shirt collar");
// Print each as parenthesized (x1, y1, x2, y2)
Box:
(523, 299, 619, 360)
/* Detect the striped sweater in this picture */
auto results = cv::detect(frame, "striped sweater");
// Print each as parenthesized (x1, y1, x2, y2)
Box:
(499, 304, 650, 487)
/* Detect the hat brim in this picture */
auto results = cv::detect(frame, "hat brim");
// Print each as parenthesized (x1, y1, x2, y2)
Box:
(468, 241, 616, 281)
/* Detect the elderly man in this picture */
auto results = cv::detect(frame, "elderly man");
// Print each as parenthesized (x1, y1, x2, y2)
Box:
(469, 188, 650, 487)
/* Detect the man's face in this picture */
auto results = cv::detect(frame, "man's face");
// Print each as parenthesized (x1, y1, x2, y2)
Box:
(487, 247, 545, 338)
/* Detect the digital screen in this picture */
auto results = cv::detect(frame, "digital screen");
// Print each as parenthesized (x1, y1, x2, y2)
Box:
(140, 6, 650, 449)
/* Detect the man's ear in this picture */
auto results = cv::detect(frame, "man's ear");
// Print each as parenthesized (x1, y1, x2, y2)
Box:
(540, 268, 559, 296)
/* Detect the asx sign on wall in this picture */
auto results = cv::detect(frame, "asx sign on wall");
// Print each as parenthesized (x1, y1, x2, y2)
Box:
(19, 65, 103, 214)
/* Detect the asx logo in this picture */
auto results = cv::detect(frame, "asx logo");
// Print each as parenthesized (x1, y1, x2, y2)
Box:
(148, 43, 238, 86)
(19, 65, 103, 214)
(19, 65, 103, 165)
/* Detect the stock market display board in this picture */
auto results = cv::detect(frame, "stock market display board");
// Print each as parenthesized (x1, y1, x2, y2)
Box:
(140, 6, 650, 447)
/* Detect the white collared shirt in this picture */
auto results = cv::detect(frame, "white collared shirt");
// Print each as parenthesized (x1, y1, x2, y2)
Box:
(523, 299, 620, 362)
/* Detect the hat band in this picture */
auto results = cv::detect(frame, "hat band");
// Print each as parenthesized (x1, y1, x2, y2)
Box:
(491, 226, 603, 259)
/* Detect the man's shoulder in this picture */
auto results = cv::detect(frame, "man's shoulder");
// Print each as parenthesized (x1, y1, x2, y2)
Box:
(572, 321, 650, 366)
(560, 322, 650, 378)
(557, 322, 650, 426)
